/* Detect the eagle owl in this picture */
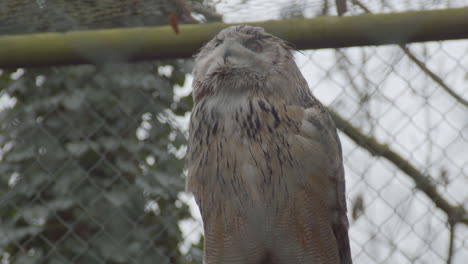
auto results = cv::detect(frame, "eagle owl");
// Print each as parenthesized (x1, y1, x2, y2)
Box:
(186, 25, 352, 264)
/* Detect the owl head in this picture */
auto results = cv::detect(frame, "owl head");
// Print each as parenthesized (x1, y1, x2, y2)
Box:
(193, 25, 293, 77)
(192, 25, 311, 106)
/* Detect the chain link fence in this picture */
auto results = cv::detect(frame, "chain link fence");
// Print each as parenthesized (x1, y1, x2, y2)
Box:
(0, 0, 467, 264)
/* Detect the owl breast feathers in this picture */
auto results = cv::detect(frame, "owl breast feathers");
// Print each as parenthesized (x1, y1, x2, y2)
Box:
(186, 25, 352, 264)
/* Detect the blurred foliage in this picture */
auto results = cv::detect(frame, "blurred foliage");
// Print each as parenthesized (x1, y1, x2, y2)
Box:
(0, 0, 205, 263)
(0, 62, 198, 264)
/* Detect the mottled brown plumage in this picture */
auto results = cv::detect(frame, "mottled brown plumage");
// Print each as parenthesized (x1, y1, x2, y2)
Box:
(186, 25, 352, 264)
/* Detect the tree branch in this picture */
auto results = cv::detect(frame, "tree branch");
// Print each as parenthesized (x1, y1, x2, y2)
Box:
(1, 7, 468, 68)
(353, 0, 468, 106)
(351, 1, 468, 110)
(329, 110, 468, 226)
(447, 222, 456, 264)
(399, 46, 468, 107)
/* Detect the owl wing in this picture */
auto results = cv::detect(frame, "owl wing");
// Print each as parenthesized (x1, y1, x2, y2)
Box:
(294, 102, 352, 264)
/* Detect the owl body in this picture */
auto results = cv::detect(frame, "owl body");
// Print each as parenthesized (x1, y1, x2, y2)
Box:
(186, 25, 352, 264)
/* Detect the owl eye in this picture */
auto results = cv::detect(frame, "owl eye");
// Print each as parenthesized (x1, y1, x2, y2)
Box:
(215, 38, 224, 47)
(244, 39, 263, 53)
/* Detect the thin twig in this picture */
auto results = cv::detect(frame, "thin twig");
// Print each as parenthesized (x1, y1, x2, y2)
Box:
(351, 0, 468, 107)
(447, 222, 456, 264)
(400, 45, 468, 107)
(351, 0, 371, 12)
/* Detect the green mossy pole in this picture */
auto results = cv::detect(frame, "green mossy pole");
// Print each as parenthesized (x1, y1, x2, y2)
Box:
(0, 7, 468, 68)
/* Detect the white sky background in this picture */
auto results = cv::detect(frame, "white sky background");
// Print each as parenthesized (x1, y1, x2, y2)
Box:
(178, 0, 468, 263)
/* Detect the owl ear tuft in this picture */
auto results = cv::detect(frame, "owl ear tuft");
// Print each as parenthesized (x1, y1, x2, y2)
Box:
(278, 38, 296, 51)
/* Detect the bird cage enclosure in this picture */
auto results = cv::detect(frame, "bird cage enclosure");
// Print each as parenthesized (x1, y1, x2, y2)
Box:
(0, 0, 467, 263)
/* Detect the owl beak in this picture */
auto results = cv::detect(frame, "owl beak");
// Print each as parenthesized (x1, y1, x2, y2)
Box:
(223, 49, 232, 64)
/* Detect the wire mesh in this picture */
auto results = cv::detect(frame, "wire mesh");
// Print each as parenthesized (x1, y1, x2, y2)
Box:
(0, 0, 467, 264)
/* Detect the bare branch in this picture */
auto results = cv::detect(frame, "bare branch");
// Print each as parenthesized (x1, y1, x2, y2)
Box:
(351, 0, 468, 107)
(335, 0, 348, 16)
(329, 110, 468, 226)
(447, 223, 456, 264)
(399, 45, 468, 107)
